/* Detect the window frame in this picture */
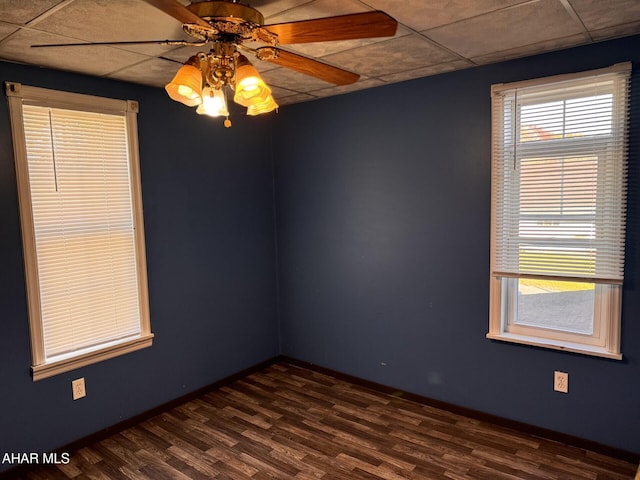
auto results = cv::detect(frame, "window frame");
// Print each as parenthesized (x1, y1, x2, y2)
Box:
(6, 82, 153, 381)
(487, 63, 630, 360)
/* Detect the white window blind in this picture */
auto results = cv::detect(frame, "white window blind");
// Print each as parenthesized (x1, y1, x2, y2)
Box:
(491, 63, 630, 284)
(6, 82, 153, 380)
(23, 105, 142, 358)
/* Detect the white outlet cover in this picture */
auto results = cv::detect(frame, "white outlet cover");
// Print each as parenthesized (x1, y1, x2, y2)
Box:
(72, 378, 86, 400)
(554, 371, 568, 393)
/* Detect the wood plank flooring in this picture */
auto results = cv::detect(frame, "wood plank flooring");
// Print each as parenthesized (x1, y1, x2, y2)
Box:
(11, 362, 638, 479)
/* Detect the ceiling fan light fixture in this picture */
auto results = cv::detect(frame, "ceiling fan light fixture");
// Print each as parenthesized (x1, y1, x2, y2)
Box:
(247, 94, 278, 116)
(165, 57, 203, 107)
(196, 86, 229, 117)
(233, 54, 271, 107)
(34, 2, 400, 127)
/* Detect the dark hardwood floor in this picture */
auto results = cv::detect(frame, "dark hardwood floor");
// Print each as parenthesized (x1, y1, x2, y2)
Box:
(10, 362, 638, 479)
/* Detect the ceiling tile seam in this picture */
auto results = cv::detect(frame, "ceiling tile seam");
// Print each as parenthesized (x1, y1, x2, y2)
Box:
(307, 76, 378, 95)
(261, 0, 317, 22)
(271, 84, 307, 97)
(468, 32, 594, 64)
(376, 59, 476, 80)
(359, 0, 537, 30)
(25, 0, 77, 27)
(0, 27, 20, 47)
(291, 25, 474, 67)
(0, 20, 19, 28)
(587, 21, 640, 39)
(104, 55, 179, 78)
(158, 55, 182, 66)
(557, 0, 593, 42)
(406, 29, 479, 66)
(481, 0, 546, 17)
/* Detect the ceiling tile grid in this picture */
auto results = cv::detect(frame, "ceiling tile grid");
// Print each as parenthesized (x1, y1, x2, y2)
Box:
(0, 0, 638, 106)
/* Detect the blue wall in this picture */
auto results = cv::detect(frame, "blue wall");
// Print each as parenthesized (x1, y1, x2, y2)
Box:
(1, 33, 639, 468)
(272, 35, 640, 455)
(0, 61, 279, 468)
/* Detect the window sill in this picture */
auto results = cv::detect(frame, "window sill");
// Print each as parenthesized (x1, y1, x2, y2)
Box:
(31, 334, 154, 381)
(486, 332, 622, 360)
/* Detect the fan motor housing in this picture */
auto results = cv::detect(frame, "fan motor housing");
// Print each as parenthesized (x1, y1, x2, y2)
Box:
(187, 1, 264, 26)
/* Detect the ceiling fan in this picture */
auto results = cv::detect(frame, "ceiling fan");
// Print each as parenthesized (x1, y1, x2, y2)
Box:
(33, 0, 398, 126)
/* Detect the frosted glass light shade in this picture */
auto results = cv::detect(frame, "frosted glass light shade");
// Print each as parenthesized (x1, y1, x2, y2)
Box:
(233, 55, 270, 107)
(165, 64, 203, 107)
(247, 95, 278, 116)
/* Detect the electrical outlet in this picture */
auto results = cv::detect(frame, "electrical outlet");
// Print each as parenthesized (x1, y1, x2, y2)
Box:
(554, 371, 568, 393)
(72, 378, 86, 400)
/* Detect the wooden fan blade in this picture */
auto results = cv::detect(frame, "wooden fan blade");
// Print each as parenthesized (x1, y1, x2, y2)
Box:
(141, 0, 212, 29)
(257, 48, 359, 86)
(264, 11, 397, 45)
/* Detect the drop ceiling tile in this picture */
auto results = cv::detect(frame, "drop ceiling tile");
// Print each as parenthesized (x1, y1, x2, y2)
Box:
(0, 28, 152, 77)
(264, 0, 369, 23)
(32, 0, 187, 56)
(276, 92, 317, 105)
(268, 84, 300, 97)
(108, 57, 181, 88)
(0, 23, 18, 42)
(470, 33, 587, 64)
(324, 34, 460, 77)
(0, 0, 62, 25)
(362, 0, 530, 31)
(589, 22, 640, 41)
(569, 0, 640, 31)
(159, 44, 204, 63)
(425, 0, 585, 58)
(379, 59, 474, 83)
(310, 77, 385, 97)
(244, 0, 313, 20)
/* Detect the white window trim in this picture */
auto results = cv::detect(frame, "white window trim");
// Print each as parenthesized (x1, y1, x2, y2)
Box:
(488, 277, 622, 360)
(487, 63, 630, 360)
(6, 82, 153, 381)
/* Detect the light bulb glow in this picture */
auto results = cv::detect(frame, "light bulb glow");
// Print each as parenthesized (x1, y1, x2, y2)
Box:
(196, 87, 229, 117)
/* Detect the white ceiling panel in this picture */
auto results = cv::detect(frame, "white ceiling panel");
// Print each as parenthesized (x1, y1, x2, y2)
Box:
(0, 27, 152, 76)
(324, 35, 460, 78)
(32, 0, 188, 56)
(362, 0, 530, 31)
(568, 0, 640, 31)
(425, 0, 587, 58)
(0, 22, 19, 42)
(264, 0, 368, 22)
(0, 0, 63, 24)
(108, 57, 183, 87)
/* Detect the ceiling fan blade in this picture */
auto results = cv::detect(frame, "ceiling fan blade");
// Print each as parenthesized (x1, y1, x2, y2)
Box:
(257, 48, 359, 86)
(31, 40, 205, 48)
(264, 11, 397, 45)
(141, 0, 212, 29)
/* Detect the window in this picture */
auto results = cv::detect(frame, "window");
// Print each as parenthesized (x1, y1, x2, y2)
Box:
(6, 82, 153, 380)
(487, 63, 631, 359)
